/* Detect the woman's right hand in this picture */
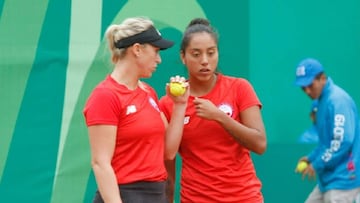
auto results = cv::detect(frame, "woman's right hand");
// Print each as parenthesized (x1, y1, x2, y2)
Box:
(166, 75, 190, 104)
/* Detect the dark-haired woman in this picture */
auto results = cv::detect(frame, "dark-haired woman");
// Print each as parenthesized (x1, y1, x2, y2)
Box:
(160, 18, 267, 203)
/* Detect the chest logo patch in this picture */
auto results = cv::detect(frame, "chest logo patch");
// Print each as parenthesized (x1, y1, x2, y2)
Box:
(148, 97, 160, 112)
(184, 116, 190, 124)
(126, 105, 137, 115)
(218, 103, 233, 117)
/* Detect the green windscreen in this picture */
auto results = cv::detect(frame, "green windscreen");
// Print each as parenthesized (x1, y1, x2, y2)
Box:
(0, 0, 359, 202)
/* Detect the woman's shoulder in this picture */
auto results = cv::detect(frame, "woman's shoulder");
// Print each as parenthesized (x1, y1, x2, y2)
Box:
(138, 81, 159, 98)
(218, 74, 252, 88)
(159, 94, 172, 105)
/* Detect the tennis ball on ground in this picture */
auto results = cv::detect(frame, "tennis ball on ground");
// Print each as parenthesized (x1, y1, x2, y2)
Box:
(296, 161, 308, 172)
(169, 82, 185, 96)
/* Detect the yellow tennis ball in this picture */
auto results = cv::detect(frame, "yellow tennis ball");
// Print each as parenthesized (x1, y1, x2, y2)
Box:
(169, 82, 185, 96)
(296, 161, 308, 172)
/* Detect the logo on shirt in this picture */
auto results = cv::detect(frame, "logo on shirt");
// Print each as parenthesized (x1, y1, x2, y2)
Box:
(322, 114, 345, 162)
(184, 116, 190, 124)
(126, 105, 137, 115)
(148, 97, 160, 112)
(218, 103, 233, 117)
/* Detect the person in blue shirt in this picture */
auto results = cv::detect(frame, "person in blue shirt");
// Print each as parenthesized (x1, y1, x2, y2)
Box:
(294, 58, 360, 203)
(298, 100, 319, 144)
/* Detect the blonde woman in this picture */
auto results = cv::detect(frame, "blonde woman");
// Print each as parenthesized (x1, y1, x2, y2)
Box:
(83, 17, 188, 203)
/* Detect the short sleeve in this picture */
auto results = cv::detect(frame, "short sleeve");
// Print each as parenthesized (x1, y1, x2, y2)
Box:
(236, 79, 262, 111)
(83, 87, 121, 126)
(159, 96, 172, 121)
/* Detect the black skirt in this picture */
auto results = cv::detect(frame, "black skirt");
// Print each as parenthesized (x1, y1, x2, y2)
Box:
(92, 181, 168, 203)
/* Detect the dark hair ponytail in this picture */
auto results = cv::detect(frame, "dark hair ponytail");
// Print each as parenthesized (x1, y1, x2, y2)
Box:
(187, 18, 210, 27)
(180, 18, 218, 53)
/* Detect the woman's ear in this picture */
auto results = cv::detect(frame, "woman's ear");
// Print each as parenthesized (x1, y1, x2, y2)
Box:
(131, 43, 142, 57)
(180, 51, 185, 64)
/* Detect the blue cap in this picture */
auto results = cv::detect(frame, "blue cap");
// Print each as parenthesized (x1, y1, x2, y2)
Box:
(295, 58, 324, 87)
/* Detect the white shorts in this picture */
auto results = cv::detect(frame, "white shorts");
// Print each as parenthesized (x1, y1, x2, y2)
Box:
(305, 185, 360, 203)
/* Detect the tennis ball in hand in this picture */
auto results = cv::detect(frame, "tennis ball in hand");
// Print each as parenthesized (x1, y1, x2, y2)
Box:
(169, 82, 185, 96)
(296, 161, 308, 172)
